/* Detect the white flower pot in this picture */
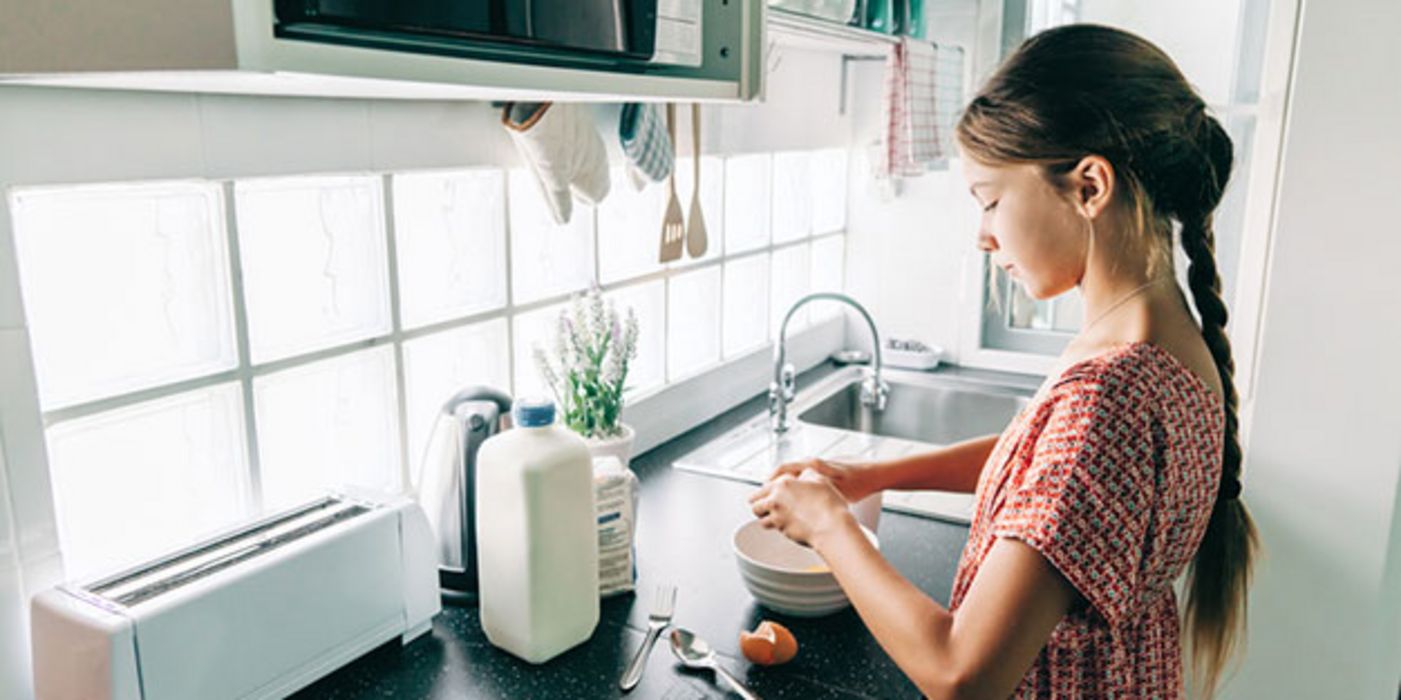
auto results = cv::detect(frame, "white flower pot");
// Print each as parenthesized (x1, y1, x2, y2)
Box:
(584, 423, 636, 470)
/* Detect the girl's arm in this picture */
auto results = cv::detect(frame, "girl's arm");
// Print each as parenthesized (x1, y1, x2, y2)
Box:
(772, 434, 1001, 501)
(872, 434, 1001, 494)
(815, 518, 1075, 698)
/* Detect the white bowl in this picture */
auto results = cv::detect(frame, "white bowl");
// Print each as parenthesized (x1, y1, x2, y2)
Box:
(732, 520, 878, 617)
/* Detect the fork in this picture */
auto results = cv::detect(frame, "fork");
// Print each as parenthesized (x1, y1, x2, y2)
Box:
(658, 104, 686, 263)
(619, 583, 677, 691)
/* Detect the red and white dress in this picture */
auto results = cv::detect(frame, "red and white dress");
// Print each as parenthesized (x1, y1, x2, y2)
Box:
(949, 342, 1223, 698)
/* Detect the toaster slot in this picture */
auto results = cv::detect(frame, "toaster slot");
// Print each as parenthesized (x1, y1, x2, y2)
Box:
(87, 497, 372, 607)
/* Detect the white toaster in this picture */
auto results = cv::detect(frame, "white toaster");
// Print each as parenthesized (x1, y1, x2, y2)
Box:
(30, 493, 441, 700)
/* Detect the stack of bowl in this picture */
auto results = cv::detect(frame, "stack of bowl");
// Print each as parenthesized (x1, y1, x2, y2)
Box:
(732, 520, 879, 617)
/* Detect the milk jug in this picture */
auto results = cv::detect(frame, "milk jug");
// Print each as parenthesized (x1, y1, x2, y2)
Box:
(475, 398, 599, 663)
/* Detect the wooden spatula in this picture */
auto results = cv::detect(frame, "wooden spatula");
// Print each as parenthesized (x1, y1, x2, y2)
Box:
(685, 103, 709, 259)
(658, 103, 686, 263)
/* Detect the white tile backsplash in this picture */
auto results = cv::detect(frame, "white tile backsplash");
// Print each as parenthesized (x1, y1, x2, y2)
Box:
(507, 169, 596, 305)
(771, 151, 814, 244)
(666, 266, 722, 381)
(723, 153, 773, 255)
(10, 182, 238, 409)
(235, 175, 393, 364)
(597, 167, 667, 284)
(254, 345, 402, 513)
(392, 168, 509, 329)
(47, 382, 251, 580)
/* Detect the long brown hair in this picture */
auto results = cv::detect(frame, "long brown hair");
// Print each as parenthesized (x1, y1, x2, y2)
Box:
(956, 24, 1258, 696)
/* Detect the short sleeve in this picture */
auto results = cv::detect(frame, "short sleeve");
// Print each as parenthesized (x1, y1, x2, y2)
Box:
(992, 373, 1156, 630)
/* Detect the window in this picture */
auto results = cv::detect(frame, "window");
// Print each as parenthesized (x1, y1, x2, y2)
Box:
(8, 148, 850, 579)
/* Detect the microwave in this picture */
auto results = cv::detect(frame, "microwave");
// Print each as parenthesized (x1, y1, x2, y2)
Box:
(273, 0, 704, 70)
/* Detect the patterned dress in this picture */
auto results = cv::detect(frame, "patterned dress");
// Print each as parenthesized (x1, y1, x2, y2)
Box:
(949, 342, 1223, 699)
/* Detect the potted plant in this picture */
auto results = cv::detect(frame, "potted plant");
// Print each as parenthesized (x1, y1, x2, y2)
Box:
(534, 287, 640, 468)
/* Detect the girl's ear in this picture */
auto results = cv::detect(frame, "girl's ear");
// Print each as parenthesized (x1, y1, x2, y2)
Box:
(1070, 155, 1116, 219)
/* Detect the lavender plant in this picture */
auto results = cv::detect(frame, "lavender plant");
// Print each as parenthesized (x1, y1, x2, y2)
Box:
(533, 288, 639, 439)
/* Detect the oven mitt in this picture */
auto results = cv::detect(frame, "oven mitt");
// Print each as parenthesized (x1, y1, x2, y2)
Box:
(618, 103, 672, 190)
(502, 102, 611, 225)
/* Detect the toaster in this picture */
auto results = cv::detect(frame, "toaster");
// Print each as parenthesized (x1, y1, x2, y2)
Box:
(30, 493, 440, 700)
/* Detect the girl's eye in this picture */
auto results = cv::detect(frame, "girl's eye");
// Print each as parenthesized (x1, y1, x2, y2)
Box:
(981, 200, 999, 212)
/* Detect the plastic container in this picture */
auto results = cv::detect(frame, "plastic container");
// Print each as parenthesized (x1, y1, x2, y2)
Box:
(883, 338, 943, 370)
(475, 399, 600, 664)
(593, 456, 640, 597)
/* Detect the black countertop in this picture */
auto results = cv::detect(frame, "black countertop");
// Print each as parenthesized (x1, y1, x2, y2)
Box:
(295, 362, 988, 699)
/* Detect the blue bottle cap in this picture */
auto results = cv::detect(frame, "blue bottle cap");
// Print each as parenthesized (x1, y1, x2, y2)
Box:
(512, 398, 556, 428)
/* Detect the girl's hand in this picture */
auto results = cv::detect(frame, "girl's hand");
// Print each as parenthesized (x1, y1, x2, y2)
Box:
(768, 457, 880, 504)
(748, 470, 857, 550)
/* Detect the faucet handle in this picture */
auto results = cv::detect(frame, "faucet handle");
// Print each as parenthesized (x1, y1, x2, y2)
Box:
(778, 363, 796, 401)
(860, 372, 890, 412)
(768, 363, 797, 432)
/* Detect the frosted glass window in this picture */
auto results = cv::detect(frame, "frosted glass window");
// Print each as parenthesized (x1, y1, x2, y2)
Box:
(771, 244, 813, 338)
(771, 152, 814, 244)
(508, 169, 596, 304)
(10, 183, 237, 410)
(812, 149, 849, 234)
(810, 235, 846, 322)
(667, 266, 721, 381)
(671, 156, 725, 267)
(235, 176, 392, 364)
(597, 167, 666, 284)
(723, 253, 771, 358)
(46, 384, 250, 580)
(402, 319, 511, 476)
(392, 169, 508, 329)
(605, 280, 666, 398)
(724, 154, 772, 255)
(254, 346, 401, 512)
(512, 302, 569, 401)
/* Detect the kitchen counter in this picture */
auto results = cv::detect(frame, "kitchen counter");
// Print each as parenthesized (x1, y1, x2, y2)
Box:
(295, 362, 980, 699)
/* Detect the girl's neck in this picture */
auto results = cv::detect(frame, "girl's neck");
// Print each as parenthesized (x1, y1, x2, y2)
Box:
(1076, 261, 1160, 344)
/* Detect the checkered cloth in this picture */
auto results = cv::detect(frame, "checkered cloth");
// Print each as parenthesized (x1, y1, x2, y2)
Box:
(880, 38, 964, 176)
(619, 103, 673, 188)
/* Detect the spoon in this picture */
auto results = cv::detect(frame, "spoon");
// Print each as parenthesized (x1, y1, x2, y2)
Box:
(669, 628, 760, 700)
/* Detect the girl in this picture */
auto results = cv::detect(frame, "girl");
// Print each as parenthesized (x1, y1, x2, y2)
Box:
(749, 24, 1257, 699)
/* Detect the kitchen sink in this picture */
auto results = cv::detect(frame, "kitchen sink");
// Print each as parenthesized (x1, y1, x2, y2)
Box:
(798, 374, 1032, 446)
(673, 365, 1039, 524)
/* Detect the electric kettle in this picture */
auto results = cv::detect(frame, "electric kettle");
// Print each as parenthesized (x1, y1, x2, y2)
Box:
(415, 385, 513, 599)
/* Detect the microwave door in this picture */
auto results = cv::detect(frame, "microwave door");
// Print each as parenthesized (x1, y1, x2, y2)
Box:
(523, 0, 626, 54)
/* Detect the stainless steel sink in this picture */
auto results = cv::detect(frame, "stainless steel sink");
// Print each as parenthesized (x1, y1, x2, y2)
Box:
(673, 365, 1039, 524)
(798, 374, 1031, 446)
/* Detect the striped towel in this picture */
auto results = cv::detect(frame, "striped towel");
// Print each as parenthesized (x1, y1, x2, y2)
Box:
(619, 103, 673, 189)
(880, 38, 964, 176)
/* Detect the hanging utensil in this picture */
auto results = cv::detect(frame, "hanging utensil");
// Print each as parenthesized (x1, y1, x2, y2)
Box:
(685, 103, 709, 259)
(658, 104, 686, 263)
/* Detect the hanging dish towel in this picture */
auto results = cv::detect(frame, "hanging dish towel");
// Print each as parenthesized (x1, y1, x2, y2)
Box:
(880, 37, 942, 177)
(618, 102, 673, 190)
(502, 102, 611, 225)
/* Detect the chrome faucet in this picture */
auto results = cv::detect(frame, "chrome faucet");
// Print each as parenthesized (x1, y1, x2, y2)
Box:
(770, 292, 889, 433)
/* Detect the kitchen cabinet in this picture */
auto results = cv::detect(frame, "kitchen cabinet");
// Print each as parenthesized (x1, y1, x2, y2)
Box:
(0, 0, 764, 102)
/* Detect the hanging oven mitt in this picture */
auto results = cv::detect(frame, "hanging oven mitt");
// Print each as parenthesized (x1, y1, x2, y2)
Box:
(618, 102, 673, 190)
(502, 102, 611, 225)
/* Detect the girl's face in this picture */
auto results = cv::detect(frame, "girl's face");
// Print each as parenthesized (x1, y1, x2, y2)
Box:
(961, 157, 1090, 300)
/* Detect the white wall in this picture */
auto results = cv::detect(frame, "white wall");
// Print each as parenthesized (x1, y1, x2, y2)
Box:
(1223, 0, 1401, 696)
(842, 5, 983, 364)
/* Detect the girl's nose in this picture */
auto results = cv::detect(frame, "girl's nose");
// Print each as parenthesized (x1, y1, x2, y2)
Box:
(975, 229, 998, 253)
